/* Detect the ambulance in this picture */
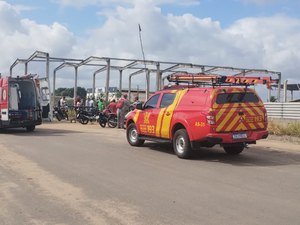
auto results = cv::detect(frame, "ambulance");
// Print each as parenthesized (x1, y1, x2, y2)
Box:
(126, 73, 278, 159)
(0, 74, 49, 131)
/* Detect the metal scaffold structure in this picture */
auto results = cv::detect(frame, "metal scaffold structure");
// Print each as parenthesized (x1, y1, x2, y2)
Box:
(9, 50, 282, 108)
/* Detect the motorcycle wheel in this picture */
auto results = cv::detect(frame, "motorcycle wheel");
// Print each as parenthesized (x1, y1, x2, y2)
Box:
(99, 121, 106, 128)
(108, 115, 117, 128)
(80, 118, 89, 125)
(55, 114, 62, 121)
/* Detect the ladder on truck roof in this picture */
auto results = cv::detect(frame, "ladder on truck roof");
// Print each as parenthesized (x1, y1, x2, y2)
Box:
(167, 73, 279, 89)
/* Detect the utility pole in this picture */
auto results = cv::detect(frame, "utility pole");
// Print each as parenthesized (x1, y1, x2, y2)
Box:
(138, 24, 148, 98)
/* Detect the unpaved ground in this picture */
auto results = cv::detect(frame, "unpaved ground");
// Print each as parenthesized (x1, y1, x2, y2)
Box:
(0, 122, 300, 225)
(0, 123, 142, 225)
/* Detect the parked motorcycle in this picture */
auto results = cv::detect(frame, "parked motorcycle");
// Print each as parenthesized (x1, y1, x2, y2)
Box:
(98, 109, 117, 128)
(76, 107, 98, 125)
(53, 106, 69, 121)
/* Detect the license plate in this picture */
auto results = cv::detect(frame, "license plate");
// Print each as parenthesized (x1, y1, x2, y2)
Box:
(232, 133, 247, 139)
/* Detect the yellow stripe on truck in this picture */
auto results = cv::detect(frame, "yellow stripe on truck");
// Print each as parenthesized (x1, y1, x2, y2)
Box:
(216, 103, 238, 132)
(224, 113, 240, 132)
(133, 110, 140, 123)
(156, 108, 166, 136)
(242, 105, 259, 130)
(161, 90, 187, 138)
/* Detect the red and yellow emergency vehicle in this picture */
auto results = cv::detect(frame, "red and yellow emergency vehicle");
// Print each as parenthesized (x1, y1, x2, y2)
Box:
(0, 75, 48, 131)
(126, 73, 278, 159)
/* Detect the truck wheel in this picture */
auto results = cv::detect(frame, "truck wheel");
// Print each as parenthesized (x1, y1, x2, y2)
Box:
(173, 129, 192, 159)
(127, 123, 144, 146)
(223, 144, 244, 155)
(26, 125, 35, 132)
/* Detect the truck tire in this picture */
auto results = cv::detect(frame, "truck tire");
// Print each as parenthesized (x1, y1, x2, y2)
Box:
(173, 129, 192, 159)
(127, 123, 144, 146)
(26, 125, 35, 132)
(223, 144, 244, 155)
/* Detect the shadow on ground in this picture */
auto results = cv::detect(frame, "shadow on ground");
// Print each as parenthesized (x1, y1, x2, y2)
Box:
(144, 142, 300, 167)
(0, 127, 83, 136)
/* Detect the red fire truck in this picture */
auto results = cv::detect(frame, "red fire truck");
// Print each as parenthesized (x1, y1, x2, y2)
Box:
(0, 74, 49, 131)
(126, 73, 278, 159)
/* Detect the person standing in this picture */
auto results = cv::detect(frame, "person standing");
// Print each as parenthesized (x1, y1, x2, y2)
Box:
(89, 97, 95, 109)
(98, 98, 105, 111)
(60, 96, 66, 108)
(131, 96, 141, 110)
(116, 94, 130, 128)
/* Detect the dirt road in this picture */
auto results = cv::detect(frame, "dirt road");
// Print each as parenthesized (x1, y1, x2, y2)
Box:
(1, 122, 300, 225)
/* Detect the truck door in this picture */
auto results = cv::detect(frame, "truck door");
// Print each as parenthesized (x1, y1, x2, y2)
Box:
(36, 77, 50, 119)
(137, 93, 160, 136)
(213, 90, 266, 134)
(158, 92, 177, 139)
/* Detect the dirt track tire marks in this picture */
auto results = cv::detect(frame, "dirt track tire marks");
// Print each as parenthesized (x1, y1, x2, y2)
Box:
(0, 144, 141, 225)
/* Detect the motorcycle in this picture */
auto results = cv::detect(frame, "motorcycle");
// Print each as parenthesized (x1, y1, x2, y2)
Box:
(98, 109, 117, 128)
(53, 106, 69, 121)
(76, 107, 98, 125)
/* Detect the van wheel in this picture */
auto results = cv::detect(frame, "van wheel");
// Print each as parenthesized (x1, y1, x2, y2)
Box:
(223, 144, 244, 155)
(26, 125, 35, 132)
(173, 129, 192, 159)
(127, 123, 144, 146)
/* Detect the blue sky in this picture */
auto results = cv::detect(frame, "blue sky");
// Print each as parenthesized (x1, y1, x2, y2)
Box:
(1, 0, 300, 100)
(7, 0, 300, 35)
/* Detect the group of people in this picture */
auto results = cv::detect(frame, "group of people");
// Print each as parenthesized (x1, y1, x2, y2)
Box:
(60, 94, 140, 129)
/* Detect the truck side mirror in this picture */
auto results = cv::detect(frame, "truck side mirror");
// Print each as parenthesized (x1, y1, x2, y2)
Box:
(136, 102, 143, 110)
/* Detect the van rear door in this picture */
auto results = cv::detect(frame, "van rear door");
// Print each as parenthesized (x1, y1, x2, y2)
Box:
(36, 77, 50, 119)
(212, 89, 266, 133)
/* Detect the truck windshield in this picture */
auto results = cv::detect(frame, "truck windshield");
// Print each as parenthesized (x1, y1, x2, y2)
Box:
(216, 92, 259, 104)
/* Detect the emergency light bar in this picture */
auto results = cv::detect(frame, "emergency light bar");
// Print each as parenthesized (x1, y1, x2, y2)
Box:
(167, 73, 279, 89)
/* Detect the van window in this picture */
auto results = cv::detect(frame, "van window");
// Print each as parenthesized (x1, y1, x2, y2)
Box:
(160, 93, 176, 108)
(216, 92, 259, 104)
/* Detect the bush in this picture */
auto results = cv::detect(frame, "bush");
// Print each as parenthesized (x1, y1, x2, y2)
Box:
(268, 120, 300, 137)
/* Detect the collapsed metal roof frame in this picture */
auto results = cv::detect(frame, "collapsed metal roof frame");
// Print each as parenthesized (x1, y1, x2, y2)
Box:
(9, 50, 282, 104)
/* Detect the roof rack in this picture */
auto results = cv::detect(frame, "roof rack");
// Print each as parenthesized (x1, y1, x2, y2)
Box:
(167, 73, 279, 89)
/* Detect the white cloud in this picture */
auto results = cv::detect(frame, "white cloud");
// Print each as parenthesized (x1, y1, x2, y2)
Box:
(0, 1, 76, 76)
(226, 15, 300, 76)
(51, 0, 200, 8)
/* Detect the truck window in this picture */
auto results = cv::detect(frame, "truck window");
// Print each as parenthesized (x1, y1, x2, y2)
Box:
(216, 92, 259, 104)
(160, 93, 176, 108)
(144, 94, 160, 109)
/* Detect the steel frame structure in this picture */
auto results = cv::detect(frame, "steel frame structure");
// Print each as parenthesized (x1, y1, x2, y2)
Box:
(9, 50, 282, 105)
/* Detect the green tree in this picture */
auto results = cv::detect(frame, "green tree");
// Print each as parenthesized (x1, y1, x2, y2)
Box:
(55, 88, 66, 96)
(55, 87, 87, 99)
(76, 87, 87, 99)
(115, 90, 122, 99)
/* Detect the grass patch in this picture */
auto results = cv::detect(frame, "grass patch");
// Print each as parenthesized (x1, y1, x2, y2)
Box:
(268, 120, 300, 137)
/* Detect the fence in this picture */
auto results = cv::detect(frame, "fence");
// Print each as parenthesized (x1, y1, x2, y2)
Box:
(264, 102, 300, 120)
